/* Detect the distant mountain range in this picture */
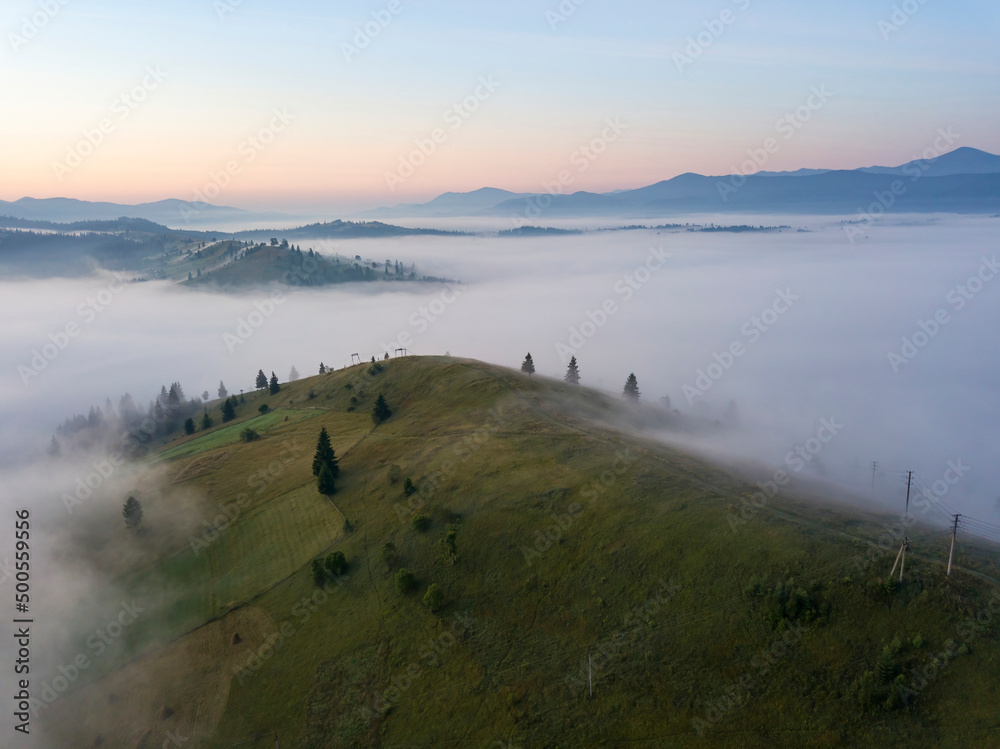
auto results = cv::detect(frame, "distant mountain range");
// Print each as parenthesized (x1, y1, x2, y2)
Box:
(0, 197, 293, 227)
(4, 147, 998, 225)
(363, 147, 1000, 218)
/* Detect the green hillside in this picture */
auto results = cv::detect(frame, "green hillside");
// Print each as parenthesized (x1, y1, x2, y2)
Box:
(42, 357, 1000, 748)
(182, 243, 454, 288)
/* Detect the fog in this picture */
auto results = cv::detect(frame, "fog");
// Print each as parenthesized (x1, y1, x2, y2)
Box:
(2, 211, 999, 744)
(3, 214, 999, 516)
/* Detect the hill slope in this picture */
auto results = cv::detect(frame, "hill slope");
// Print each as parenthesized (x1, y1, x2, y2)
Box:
(40, 357, 1000, 748)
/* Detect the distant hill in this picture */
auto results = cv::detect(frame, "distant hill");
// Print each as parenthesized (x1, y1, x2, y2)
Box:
(0, 196, 294, 227)
(184, 242, 455, 288)
(857, 147, 1000, 177)
(362, 187, 531, 218)
(232, 218, 468, 240)
(39, 356, 1000, 747)
(367, 147, 1000, 218)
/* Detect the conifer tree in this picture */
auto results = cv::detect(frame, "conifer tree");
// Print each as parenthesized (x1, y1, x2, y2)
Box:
(269, 371, 280, 395)
(371, 394, 392, 425)
(623, 373, 640, 401)
(123, 496, 143, 533)
(218, 381, 228, 399)
(312, 427, 339, 477)
(221, 399, 236, 422)
(521, 353, 535, 376)
(317, 463, 336, 495)
(255, 369, 268, 390)
(565, 356, 580, 385)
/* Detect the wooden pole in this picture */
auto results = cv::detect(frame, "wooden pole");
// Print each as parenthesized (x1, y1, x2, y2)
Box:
(947, 515, 960, 577)
(890, 540, 905, 578)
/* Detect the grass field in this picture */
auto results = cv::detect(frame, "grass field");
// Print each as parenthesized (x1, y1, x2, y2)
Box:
(42, 357, 1000, 748)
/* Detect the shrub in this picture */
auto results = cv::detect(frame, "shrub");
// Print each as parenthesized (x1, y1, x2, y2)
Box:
(395, 568, 416, 594)
(441, 524, 458, 562)
(423, 583, 444, 612)
(411, 514, 429, 532)
(380, 542, 397, 568)
(311, 559, 325, 586)
(258, 404, 269, 414)
(325, 551, 348, 576)
(239, 428, 260, 442)
(387, 464, 402, 484)
(403, 477, 415, 496)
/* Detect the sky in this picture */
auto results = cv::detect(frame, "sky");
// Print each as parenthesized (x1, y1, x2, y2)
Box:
(1, 0, 998, 213)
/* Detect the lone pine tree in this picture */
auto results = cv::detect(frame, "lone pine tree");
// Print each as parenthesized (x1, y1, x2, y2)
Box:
(371, 393, 392, 424)
(565, 356, 580, 385)
(623, 372, 640, 401)
(312, 427, 339, 478)
(521, 353, 535, 376)
(123, 496, 143, 533)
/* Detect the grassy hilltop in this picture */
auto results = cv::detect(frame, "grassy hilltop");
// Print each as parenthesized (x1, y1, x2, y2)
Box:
(43, 357, 1000, 748)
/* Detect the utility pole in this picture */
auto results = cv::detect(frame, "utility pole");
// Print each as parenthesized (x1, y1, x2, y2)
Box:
(904, 471, 913, 515)
(899, 537, 909, 582)
(871, 461, 879, 493)
(890, 539, 904, 578)
(947, 514, 960, 577)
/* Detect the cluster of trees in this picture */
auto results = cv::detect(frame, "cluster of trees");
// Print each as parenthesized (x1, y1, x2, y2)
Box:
(56, 380, 209, 454)
(519, 353, 639, 400)
(255, 369, 280, 395)
(311, 551, 348, 586)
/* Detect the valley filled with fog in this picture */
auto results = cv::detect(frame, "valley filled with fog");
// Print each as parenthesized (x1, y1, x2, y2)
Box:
(4, 213, 998, 526)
